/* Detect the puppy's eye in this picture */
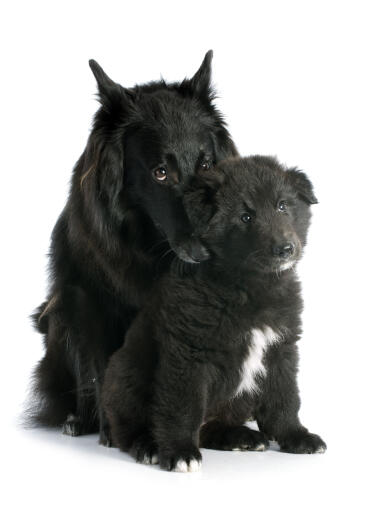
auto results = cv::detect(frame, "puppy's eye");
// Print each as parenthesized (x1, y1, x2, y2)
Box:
(241, 213, 252, 223)
(153, 167, 167, 182)
(278, 200, 288, 212)
(200, 161, 211, 171)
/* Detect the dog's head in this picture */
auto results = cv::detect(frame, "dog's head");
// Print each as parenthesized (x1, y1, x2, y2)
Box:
(79, 51, 237, 263)
(195, 156, 317, 273)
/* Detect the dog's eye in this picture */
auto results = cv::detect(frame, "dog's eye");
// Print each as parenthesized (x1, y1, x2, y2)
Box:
(278, 200, 288, 212)
(153, 167, 167, 182)
(200, 161, 211, 171)
(241, 213, 252, 223)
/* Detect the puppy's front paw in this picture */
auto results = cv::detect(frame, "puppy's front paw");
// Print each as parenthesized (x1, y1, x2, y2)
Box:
(159, 445, 202, 472)
(279, 431, 327, 454)
(201, 424, 269, 451)
(130, 435, 159, 465)
(228, 428, 269, 452)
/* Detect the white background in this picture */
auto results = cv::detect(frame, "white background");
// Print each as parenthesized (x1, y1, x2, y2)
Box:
(1, 1, 369, 509)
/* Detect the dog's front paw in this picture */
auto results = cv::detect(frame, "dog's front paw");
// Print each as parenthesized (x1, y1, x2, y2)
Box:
(62, 414, 82, 437)
(279, 431, 326, 454)
(99, 427, 113, 447)
(159, 445, 202, 472)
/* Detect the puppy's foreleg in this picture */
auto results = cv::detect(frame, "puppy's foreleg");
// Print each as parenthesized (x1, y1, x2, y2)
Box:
(256, 342, 326, 454)
(152, 357, 205, 472)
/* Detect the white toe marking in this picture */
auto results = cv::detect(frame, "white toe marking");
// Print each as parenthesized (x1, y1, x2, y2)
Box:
(316, 446, 326, 453)
(174, 460, 188, 473)
(188, 459, 201, 472)
(174, 458, 201, 472)
(151, 454, 159, 464)
(236, 326, 281, 396)
(142, 454, 151, 465)
(255, 444, 266, 451)
(232, 447, 242, 451)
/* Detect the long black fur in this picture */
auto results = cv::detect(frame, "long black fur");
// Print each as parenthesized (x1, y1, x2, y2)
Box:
(28, 51, 238, 442)
(102, 156, 326, 471)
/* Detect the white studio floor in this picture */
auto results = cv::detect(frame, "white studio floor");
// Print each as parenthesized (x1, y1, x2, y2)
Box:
(4, 414, 366, 511)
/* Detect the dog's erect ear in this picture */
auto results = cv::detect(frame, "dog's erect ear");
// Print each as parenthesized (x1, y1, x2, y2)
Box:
(286, 168, 318, 205)
(89, 59, 131, 111)
(89, 60, 117, 94)
(188, 50, 213, 98)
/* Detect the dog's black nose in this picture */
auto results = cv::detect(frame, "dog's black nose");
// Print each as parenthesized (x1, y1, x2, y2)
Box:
(188, 241, 210, 263)
(273, 243, 294, 259)
(175, 238, 210, 264)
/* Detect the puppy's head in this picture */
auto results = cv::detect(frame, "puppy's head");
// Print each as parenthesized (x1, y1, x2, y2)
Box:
(81, 52, 237, 264)
(195, 156, 317, 273)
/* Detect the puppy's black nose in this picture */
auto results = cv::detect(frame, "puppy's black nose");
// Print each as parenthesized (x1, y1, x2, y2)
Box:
(273, 243, 294, 259)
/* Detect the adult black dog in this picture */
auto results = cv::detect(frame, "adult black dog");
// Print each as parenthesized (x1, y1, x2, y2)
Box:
(29, 51, 237, 443)
(102, 156, 326, 472)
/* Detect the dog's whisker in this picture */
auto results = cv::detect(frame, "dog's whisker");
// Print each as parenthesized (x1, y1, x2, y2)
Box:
(155, 247, 175, 273)
(148, 238, 169, 254)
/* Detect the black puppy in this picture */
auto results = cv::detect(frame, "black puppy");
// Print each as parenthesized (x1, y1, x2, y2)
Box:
(29, 52, 237, 442)
(102, 156, 326, 471)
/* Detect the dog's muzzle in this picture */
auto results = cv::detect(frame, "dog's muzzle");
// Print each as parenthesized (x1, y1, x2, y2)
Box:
(174, 239, 210, 264)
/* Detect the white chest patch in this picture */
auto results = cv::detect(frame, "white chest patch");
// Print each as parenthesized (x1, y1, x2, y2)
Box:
(235, 326, 281, 396)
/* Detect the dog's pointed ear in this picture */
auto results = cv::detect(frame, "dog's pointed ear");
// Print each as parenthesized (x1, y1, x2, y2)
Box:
(188, 50, 213, 97)
(89, 59, 116, 93)
(286, 168, 318, 205)
(89, 59, 131, 111)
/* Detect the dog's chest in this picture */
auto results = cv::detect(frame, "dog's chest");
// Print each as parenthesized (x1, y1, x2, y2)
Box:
(234, 326, 281, 396)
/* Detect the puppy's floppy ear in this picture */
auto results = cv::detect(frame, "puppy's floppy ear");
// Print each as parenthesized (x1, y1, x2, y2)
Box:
(286, 168, 318, 204)
(89, 59, 132, 112)
(187, 50, 213, 98)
